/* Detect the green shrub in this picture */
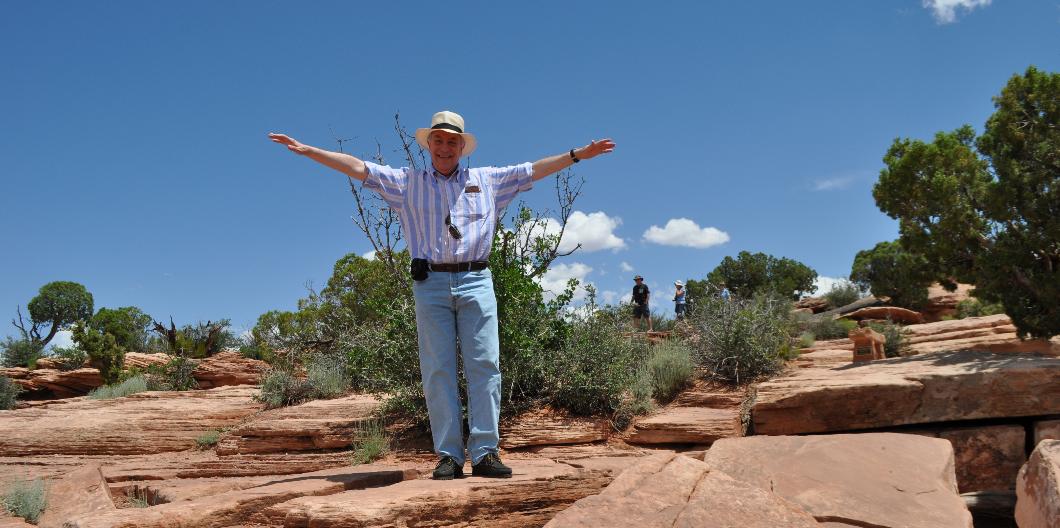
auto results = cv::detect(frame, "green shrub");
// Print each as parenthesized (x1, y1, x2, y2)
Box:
(685, 294, 794, 383)
(126, 488, 150, 508)
(2, 478, 46, 523)
(51, 345, 88, 371)
(955, 298, 1005, 319)
(823, 281, 862, 309)
(867, 320, 908, 358)
(349, 419, 389, 465)
(89, 375, 148, 400)
(306, 354, 349, 399)
(798, 331, 816, 348)
(145, 356, 199, 391)
(647, 341, 694, 402)
(806, 317, 858, 340)
(91, 307, 152, 352)
(256, 368, 312, 409)
(1, 377, 21, 410)
(1, 338, 43, 369)
(72, 323, 125, 385)
(195, 430, 221, 449)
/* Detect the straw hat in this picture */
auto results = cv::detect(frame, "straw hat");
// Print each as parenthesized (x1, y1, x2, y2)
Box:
(415, 111, 477, 157)
(674, 280, 684, 287)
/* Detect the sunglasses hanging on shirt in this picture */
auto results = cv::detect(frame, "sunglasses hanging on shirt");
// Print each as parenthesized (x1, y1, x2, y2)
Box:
(445, 214, 462, 240)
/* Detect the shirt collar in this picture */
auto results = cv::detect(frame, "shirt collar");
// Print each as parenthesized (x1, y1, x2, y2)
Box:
(431, 163, 463, 179)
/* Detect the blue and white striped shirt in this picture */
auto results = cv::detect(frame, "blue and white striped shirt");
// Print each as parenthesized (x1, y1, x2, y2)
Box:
(363, 161, 534, 263)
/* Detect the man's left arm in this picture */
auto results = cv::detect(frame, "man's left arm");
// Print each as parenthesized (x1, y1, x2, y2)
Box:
(531, 139, 615, 182)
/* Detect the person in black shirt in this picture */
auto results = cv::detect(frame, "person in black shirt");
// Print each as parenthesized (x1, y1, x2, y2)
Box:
(631, 275, 652, 332)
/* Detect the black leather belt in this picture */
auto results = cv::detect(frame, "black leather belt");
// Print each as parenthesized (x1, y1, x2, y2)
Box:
(430, 261, 489, 272)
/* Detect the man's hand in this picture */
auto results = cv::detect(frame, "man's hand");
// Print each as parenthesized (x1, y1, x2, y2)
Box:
(576, 138, 616, 161)
(269, 133, 312, 155)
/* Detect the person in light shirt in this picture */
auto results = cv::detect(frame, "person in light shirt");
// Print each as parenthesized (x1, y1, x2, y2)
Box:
(269, 111, 614, 480)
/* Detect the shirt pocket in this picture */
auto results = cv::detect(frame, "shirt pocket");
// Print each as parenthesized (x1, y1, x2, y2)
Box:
(457, 190, 488, 222)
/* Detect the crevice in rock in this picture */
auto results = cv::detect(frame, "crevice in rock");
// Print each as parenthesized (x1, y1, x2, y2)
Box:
(813, 515, 892, 528)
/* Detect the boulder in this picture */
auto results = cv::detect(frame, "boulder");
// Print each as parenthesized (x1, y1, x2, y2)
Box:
(844, 306, 925, 325)
(0, 386, 262, 456)
(215, 394, 379, 455)
(922, 283, 974, 322)
(905, 424, 1026, 492)
(192, 351, 267, 388)
(753, 350, 1060, 435)
(501, 407, 610, 449)
(122, 352, 171, 369)
(1015, 439, 1060, 528)
(36, 464, 114, 528)
(795, 296, 830, 313)
(704, 433, 973, 528)
(546, 452, 820, 527)
(0, 368, 102, 399)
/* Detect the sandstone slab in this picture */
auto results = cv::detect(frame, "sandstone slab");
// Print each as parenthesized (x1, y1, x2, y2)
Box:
(261, 457, 616, 528)
(546, 452, 820, 528)
(1016, 439, 1060, 528)
(0, 386, 262, 456)
(501, 407, 610, 449)
(192, 351, 266, 388)
(906, 424, 1026, 493)
(704, 433, 973, 528)
(844, 306, 924, 324)
(37, 464, 114, 528)
(753, 350, 1060, 435)
(903, 314, 1060, 355)
(215, 394, 379, 455)
(63, 464, 418, 528)
(626, 406, 741, 445)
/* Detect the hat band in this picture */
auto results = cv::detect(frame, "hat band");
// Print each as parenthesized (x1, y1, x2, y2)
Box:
(431, 123, 463, 134)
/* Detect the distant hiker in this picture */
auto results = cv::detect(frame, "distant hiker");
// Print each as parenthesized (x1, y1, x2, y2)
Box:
(631, 275, 652, 332)
(720, 283, 731, 302)
(269, 111, 614, 481)
(673, 280, 687, 320)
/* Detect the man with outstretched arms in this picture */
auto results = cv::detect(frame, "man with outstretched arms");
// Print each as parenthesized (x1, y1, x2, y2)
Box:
(269, 111, 614, 480)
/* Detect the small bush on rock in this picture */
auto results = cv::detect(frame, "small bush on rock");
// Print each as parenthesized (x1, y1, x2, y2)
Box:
(195, 430, 221, 449)
(50, 345, 88, 371)
(2, 478, 46, 523)
(256, 368, 312, 409)
(805, 317, 858, 341)
(89, 375, 148, 400)
(72, 323, 125, 385)
(1, 377, 21, 410)
(647, 341, 695, 403)
(868, 320, 909, 358)
(145, 356, 199, 391)
(823, 280, 862, 309)
(685, 294, 794, 383)
(1, 337, 43, 369)
(350, 419, 389, 465)
(955, 298, 1005, 319)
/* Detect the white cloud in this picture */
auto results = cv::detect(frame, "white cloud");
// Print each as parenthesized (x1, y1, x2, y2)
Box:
(361, 250, 377, 261)
(619, 262, 634, 273)
(923, 0, 991, 23)
(522, 211, 626, 254)
(536, 262, 593, 302)
(44, 330, 74, 351)
(812, 177, 854, 191)
(811, 276, 858, 298)
(601, 290, 619, 305)
(643, 218, 730, 249)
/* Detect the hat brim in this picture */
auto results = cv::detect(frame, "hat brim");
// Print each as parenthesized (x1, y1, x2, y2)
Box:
(415, 128, 477, 158)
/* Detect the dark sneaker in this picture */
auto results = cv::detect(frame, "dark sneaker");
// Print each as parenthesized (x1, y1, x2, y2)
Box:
(472, 452, 512, 478)
(432, 456, 464, 480)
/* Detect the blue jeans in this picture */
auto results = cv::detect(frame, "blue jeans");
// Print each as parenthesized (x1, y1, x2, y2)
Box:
(412, 268, 501, 465)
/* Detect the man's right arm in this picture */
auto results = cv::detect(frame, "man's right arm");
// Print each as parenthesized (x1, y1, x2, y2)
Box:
(268, 133, 368, 181)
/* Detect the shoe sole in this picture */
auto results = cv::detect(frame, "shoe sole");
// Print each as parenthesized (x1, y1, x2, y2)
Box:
(472, 473, 512, 478)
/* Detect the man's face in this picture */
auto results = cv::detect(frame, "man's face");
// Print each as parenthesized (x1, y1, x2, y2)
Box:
(428, 130, 464, 175)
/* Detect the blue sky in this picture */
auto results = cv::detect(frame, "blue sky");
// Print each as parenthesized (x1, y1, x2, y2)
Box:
(2, 1, 1058, 336)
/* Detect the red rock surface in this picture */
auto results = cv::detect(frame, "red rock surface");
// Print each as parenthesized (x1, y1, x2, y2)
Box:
(546, 452, 820, 528)
(1016, 439, 1060, 528)
(754, 350, 1060, 435)
(844, 305, 925, 324)
(903, 314, 1060, 355)
(215, 394, 380, 455)
(905, 424, 1026, 493)
(922, 283, 974, 322)
(1035, 419, 1060, 445)
(0, 386, 262, 456)
(704, 433, 973, 528)
(36, 463, 115, 528)
(625, 383, 747, 445)
(192, 350, 267, 388)
(500, 407, 611, 449)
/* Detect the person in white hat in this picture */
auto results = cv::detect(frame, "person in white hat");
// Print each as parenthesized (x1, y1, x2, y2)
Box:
(269, 111, 614, 480)
(673, 280, 687, 320)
